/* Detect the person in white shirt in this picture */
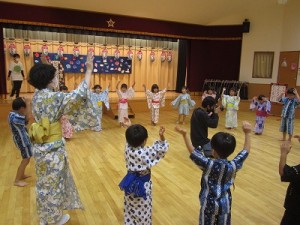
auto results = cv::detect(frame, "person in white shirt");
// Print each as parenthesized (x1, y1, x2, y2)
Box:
(7, 54, 25, 98)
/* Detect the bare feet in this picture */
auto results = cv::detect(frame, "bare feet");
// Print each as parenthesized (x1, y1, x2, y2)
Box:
(21, 175, 31, 180)
(14, 180, 28, 187)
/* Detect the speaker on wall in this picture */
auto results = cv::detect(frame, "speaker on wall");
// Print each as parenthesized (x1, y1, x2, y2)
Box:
(243, 19, 250, 33)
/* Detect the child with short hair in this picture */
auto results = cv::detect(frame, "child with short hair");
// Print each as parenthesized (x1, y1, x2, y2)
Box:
(171, 86, 195, 124)
(175, 121, 251, 225)
(7, 53, 25, 98)
(278, 88, 300, 141)
(202, 86, 216, 100)
(116, 81, 135, 127)
(143, 83, 167, 126)
(8, 97, 32, 187)
(222, 87, 240, 129)
(250, 95, 271, 135)
(119, 125, 169, 225)
(279, 140, 300, 225)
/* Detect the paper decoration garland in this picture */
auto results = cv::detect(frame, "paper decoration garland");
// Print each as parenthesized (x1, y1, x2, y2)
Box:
(150, 50, 155, 62)
(127, 49, 133, 60)
(57, 46, 64, 58)
(102, 47, 108, 59)
(41, 44, 49, 56)
(161, 50, 166, 62)
(8, 43, 17, 56)
(23, 44, 31, 57)
(114, 49, 120, 59)
(137, 50, 143, 61)
(167, 51, 172, 63)
(73, 47, 80, 58)
(88, 47, 95, 57)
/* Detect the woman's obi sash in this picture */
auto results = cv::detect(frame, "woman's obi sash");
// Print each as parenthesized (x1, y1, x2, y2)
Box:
(152, 100, 160, 103)
(256, 110, 267, 117)
(29, 117, 62, 144)
(119, 171, 151, 200)
(180, 99, 188, 104)
(119, 98, 128, 104)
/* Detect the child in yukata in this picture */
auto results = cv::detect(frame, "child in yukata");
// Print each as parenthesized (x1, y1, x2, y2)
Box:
(119, 124, 169, 225)
(116, 81, 135, 127)
(222, 87, 240, 129)
(59, 85, 73, 139)
(277, 88, 300, 142)
(143, 84, 167, 126)
(8, 97, 32, 187)
(171, 86, 195, 124)
(202, 87, 217, 100)
(90, 84, 110, 131)
(250, 95, 271, 135)
(175, 121, 251, 225)
(279, 140, 300, 225)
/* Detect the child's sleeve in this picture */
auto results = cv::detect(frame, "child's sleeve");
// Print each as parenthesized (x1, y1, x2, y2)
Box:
(190, 148, 211, 170)
(127, 87, 135, 99)
(281, 164, 300, 182)
(12, 114, 26, 126)
(143, 140, 169, 167)
(232, 150, 249, 171)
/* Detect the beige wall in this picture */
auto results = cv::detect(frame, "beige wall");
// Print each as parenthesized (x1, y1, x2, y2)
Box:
(208, 0, 300, 85)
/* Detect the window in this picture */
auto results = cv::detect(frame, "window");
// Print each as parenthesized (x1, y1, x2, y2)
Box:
(252, 52, 274, 78)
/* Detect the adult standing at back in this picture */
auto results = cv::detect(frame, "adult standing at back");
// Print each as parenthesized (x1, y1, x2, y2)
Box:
(190, 96, 220, 157)
(7, 53, 25, 98)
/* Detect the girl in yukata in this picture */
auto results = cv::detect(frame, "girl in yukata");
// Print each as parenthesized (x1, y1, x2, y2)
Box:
(59, 85, 73, 139)
(171, 86, 195, 124)
(250, 95, 271, 135)
(119, 124, 169, 225)
(222, 87, 240, 129)
(116, 81, 135, 127)
(143, 84, 167, 126)
(28, 54, 95, 225)
(202, 86, 217, 100)
(90, 84, 110, 131)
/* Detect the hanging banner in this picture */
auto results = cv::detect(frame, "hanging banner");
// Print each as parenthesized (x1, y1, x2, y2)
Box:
(41, 44, 49, 56)
(33, 52, 132, 74)
(23, 44, 31, 57)
(8, 43, 17, 56)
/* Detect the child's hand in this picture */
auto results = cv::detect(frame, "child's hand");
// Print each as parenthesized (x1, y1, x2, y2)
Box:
(223, 87, 226, 91)
(280, 141, 291, 155)
(175, 126, 187, 136)
(159, 126, 166, 141)
(86, 53, 94, 71)
(293, 88, 298, 94)
(242, 121, 252, 134)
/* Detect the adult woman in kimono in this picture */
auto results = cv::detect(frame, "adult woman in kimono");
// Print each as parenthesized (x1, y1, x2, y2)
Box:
(28, 54, 94, 225)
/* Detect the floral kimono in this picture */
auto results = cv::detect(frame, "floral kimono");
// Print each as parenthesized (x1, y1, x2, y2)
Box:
(250, 99, 271, 134)
(222, 95, 240, 128)
(145, 89, 166, 124)
(60, 115, 73, 139)
(117, 87, 135, 123)
(30, 80, 93, 225)
(171, 93, 195, 115)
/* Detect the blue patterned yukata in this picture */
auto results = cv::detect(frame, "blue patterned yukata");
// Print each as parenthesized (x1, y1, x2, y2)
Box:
(190, 147, 248, 225)
(279, 97, 299, 135)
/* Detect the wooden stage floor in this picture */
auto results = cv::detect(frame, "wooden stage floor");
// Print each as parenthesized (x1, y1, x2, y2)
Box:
(0, 101, 299, 225)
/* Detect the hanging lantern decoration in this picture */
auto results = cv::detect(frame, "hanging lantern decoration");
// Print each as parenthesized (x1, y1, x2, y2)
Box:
(73, 46, 80, 58)
(114, 48, 120, 59)
(127, 47, 133, 60)
(102, 46, 108, 59)
(137, 48, 143, 61)
(23, 44, 31, 57)
(161, 50, 166, 62)
(150, 49, 155, 62)
(167, 50, 172, 63)
(57, 46, 64, 58)
(88, 47, 95, 57)
(8, 43, 17, 56)
(41, 44, 49, 56)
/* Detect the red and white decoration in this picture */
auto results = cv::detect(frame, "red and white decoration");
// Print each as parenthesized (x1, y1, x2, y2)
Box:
(8, 43, 17, 56)
(137, 49, 143, 61)
(114, 48, 120, 59)
(150, 49, 155, 62)
(23, 44, 31, 57)
(167, 50, 172, 63)
(127, 49, 133, 60)
(88, 47, 95, 57)
(160, 50, 166, 62)
(57, 46, 64, 57)
(73, 47, 80, 57)
(42, 44, 49, 56)
(102, 47, 108, 59)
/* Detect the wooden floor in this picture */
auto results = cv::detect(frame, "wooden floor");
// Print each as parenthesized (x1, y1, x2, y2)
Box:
(1, 103, 300, 225)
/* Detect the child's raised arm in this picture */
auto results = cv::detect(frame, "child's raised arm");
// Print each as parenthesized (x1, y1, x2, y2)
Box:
(279, 141, 291, 176)
(84, 53, 94, 87)
(175, 126, 194, 153)
(142, 84, 147, 92)
(116, 80, 121, 90)
(131, 81, 136, 88)
(242, 121, 251, 153)
(221, 87, 226, 97)
(293, 88, 300, 102)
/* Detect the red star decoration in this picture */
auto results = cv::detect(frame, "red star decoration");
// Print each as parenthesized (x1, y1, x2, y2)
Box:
(106, 18, 115, 28)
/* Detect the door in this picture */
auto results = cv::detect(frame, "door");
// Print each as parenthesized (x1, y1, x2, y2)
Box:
(277, 51, 300, 88)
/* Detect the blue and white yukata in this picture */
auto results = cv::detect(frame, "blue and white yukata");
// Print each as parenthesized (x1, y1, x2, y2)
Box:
(190, 147, 249, 225)
(89, 88, 110, 131)
(250, 100, 271, 134)
(279, 97, 299, 135)
(171, 93, 195, 115)
(119, 140, 169, 225)
(222, 95, 240, 128)
(8, 111, 32, 159)
(30, 80, 97, 225)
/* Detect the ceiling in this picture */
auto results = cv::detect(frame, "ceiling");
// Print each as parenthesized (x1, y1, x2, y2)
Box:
(1, 0, 287, 25)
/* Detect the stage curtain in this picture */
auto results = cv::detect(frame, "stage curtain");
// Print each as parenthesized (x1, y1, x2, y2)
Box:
(176, 39, 190, 92)
(4, 39, 178, 93)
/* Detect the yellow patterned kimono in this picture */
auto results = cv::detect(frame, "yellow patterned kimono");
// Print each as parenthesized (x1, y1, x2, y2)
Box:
(31, 81, 89, 224)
